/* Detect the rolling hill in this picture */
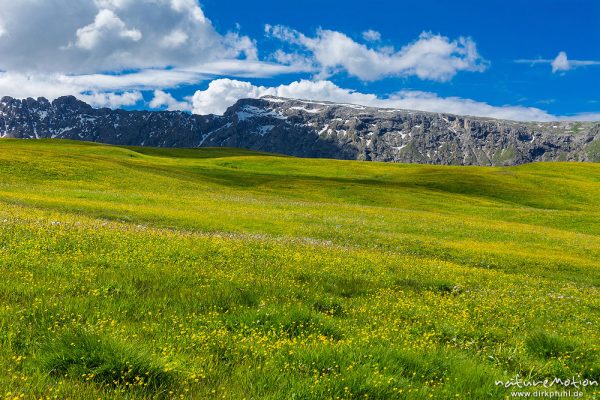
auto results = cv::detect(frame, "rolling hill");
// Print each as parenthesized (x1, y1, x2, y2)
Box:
(0, 139, 598, 399)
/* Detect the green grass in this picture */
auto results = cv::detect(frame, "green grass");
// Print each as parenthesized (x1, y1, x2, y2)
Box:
(586, 140, 600, 162)
(491, 147, 516, 165)
(38, 329, 175, 392)
(0, 138, 598, 399)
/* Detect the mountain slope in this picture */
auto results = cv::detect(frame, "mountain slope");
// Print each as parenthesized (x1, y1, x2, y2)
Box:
(1, 95, 599, 165)
(0, 140, 598, 399)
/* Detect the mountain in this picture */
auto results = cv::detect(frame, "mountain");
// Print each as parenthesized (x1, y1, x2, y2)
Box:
(1, 95, 599, 165)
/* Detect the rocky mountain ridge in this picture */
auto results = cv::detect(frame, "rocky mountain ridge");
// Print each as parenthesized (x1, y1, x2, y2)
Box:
(1, 95, 599, 165)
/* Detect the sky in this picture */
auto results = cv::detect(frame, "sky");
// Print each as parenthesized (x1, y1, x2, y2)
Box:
(0, 0, 598, 121)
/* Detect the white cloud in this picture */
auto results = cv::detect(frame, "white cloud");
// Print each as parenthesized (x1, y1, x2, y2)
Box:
(516, 51, 600, 73)
(266, 26, 488, 81)
(75, 9, 142, 50)
(0, 71, 143, 108)
(168, 0, 206, 22)
(79, 90, 143, 108)
(0, 71, 191, 100)
(95, 0, 136, 9)
(0, 59, 308, 106)
(551, 51, 570, 72)
(191, 79, 270, 115)
(0, 0, 302, 106)
(362, 29, 381, 42)
(186, 59, 310, 78)
(224, 32, 259, 61)
(383, 90, 555, 121)
(0, 72, 85, 100)
(0, 0, 256, 74)
(160, 29, 188, 48)
(1, 70, 597, 121)
(149, 90, 190, 111)
(0, 2, 595, 122)
(562, 112, 600, 121)
(60, 70, 206, 90)
(552, 51, 600, 72)
(190, 78, 599, 122)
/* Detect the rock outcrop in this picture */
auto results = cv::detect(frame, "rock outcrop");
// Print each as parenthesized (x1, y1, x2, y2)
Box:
(1, 95, 599, 165)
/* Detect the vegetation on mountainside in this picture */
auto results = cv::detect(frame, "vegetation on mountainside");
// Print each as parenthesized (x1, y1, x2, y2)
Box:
(0, 139, 598, 399)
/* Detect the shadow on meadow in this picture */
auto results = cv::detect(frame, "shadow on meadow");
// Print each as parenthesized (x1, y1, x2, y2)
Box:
(36, 329, 176, 397)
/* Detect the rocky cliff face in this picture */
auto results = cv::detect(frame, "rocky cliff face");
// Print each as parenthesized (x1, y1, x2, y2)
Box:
(1, 95, 599, 165)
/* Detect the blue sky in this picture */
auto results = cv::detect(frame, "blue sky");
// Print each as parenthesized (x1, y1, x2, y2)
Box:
(0, 0, 598, 120)
(200, 0, 600, 116)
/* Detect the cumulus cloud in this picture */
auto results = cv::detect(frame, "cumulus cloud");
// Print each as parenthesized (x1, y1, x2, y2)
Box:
(0, 0, 300, 106)
(160, 29, 188, 48)
(189, 78, 598, 122)
(516, 51, 600, 73)
(265, 25, 488, 81)
(74, 9, 142, 50)
(149, 90, 190, 111)
(0, 1, 595, 121)
(0, 0, 256, 74)
(191, 79, 270, 115)
(551, 51, 570, 72)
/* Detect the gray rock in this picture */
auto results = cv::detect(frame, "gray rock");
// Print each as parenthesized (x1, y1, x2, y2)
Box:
(1, 95, 599, 165)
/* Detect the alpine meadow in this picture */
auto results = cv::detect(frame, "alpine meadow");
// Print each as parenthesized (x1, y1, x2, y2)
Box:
(0, 139, 598, 399)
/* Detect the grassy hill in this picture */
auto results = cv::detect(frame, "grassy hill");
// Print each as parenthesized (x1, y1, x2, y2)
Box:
(0, 139, 598, 399)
